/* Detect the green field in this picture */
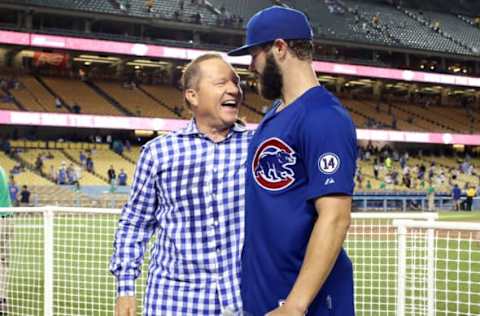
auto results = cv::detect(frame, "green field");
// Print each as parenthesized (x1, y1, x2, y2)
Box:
(438, 211, 480, 222)
(4, 212, 480, 315)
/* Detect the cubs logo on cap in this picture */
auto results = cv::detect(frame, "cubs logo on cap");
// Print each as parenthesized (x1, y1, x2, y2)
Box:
(252, 137, 297, 191)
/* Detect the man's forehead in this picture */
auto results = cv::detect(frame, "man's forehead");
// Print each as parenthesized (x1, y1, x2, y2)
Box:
(200, 59, 238, 80)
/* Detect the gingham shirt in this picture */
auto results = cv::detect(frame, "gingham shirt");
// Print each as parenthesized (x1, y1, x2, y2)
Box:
(110, 120, 252, 315)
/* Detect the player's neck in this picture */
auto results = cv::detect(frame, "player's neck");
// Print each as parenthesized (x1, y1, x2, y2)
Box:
(280, 62, 319, 108)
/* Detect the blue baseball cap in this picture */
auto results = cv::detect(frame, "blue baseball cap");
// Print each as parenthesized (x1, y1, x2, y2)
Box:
(227, 6, 313, 56)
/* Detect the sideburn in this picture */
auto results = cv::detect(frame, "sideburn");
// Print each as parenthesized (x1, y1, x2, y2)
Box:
(259, 52, 283, 101)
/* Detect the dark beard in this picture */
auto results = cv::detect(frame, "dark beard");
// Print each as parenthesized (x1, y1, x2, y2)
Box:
(258, 52, 283, 101)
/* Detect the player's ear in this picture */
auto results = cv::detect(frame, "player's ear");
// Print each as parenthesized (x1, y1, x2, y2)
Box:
(272, 39, 288, 61)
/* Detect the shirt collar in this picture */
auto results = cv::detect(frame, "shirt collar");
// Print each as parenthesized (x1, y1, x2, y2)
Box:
(178, 119, 247, 137)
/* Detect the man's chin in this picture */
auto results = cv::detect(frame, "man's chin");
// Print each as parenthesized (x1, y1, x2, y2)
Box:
(220, 114, 239, 126)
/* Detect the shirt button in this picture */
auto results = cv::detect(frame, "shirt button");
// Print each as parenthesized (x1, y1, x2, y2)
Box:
(213, 167, 218, 173)
(211, 193, 216, 200)
(214, 220, 219, 226)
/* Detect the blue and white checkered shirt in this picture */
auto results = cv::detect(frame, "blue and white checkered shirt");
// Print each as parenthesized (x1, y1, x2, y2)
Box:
(110, 119, 253, 315)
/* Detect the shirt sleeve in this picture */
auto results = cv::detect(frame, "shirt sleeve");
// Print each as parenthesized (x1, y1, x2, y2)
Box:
(109, 145, 159, 297)
(300, 104, 357, 201)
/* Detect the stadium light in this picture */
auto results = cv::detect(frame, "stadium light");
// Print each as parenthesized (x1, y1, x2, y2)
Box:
(78, 54, 120, 61)
(73, 58, 116, 64)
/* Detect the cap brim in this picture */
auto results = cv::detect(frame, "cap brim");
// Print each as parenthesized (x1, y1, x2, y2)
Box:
(227, 44, 256, 56)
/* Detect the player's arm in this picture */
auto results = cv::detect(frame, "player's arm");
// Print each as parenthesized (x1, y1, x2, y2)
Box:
(109, 145, 159, 316)
(267, 102, 356, 315)
(266, 195, 351, 316)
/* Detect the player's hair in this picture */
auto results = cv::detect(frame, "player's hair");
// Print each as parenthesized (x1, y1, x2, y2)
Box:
(286, 39, 314, 61)
(261, 40, 314, 61)
(180, 53, 225, 110)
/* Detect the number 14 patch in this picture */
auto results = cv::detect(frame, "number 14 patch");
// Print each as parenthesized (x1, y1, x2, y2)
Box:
(318, 153, 340, 175)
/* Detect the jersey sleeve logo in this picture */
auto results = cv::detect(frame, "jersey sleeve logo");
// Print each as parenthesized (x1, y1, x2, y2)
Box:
(252, 138, 297, 191)
(318, 153, 340, 174)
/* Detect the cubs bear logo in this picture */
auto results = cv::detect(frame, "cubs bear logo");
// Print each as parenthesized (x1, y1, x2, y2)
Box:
(252, 137, 297, 191)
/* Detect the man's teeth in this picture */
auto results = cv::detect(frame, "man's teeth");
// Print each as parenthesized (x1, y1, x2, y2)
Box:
(222, 100, 237, 106)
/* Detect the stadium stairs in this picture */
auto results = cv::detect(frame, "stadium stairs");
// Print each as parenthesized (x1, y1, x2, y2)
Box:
(431, 106, 476, 130)
(84, 80, 134, 116)
(122, 146, 141, 164)
(398, 8, 474, 53)
(337, 0, 400, 46)
(342, 100, 382, 128)
(408, 104, 467, 132)
(11, 152, 56, 184)
(0, 86, 26, 111)
(110, 150, 136, 172)
(390, 103, 457, 132)
(61, 149, 110, 184)
(4, 151, 55, 184)
(0, 150, 51, 186)
(136, 85, 181, 118)
(119, 151, 137, 165)
(33, 74, 72, 112)
(31, 185, 93, 206)
(11, 76, 49, 112)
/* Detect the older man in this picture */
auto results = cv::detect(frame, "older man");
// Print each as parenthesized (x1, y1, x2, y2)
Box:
(110, 53, 252, 316)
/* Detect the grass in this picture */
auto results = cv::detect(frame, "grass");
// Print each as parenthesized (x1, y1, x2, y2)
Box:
(4, 212, 480, 315)
(438, 211, 480, 222)
(347, 212, 480, 316)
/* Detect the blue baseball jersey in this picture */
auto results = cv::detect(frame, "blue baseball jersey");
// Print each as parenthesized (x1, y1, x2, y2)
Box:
(242, 86, 357, 315)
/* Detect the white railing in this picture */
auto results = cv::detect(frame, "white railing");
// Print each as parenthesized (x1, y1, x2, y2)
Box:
(5, 207, 480, 316)
(392, 219, 480, 316)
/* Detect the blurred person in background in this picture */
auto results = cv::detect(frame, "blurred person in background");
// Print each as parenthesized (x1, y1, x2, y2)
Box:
(107, 165, 116, 185)
(57, 162, 67, 185)
(117, 169, 127, 186)
(0, 166, 13, 313)
(427, 181, 435, 211)
(7, 177, 18, 207)
(465, 184, 476, 211)
(86, 156, 94, 173)
(451, 183, 462, 211)
(19, 185, 30, 206)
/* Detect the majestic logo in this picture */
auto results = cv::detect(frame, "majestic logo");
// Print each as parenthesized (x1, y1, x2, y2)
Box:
(324, 178, 335, 185)
(252, 138, 297, 191)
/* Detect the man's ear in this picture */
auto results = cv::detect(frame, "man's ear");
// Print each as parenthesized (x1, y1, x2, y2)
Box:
(185, 88, 198, 109)
(272, 39, 288, 61)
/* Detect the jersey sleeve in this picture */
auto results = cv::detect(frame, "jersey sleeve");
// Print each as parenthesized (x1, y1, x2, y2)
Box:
(300, 104, 357, 201)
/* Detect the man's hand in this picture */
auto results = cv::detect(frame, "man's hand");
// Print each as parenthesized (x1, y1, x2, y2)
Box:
(115, 296, 136, 316)
(265, 301, 305, 316)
